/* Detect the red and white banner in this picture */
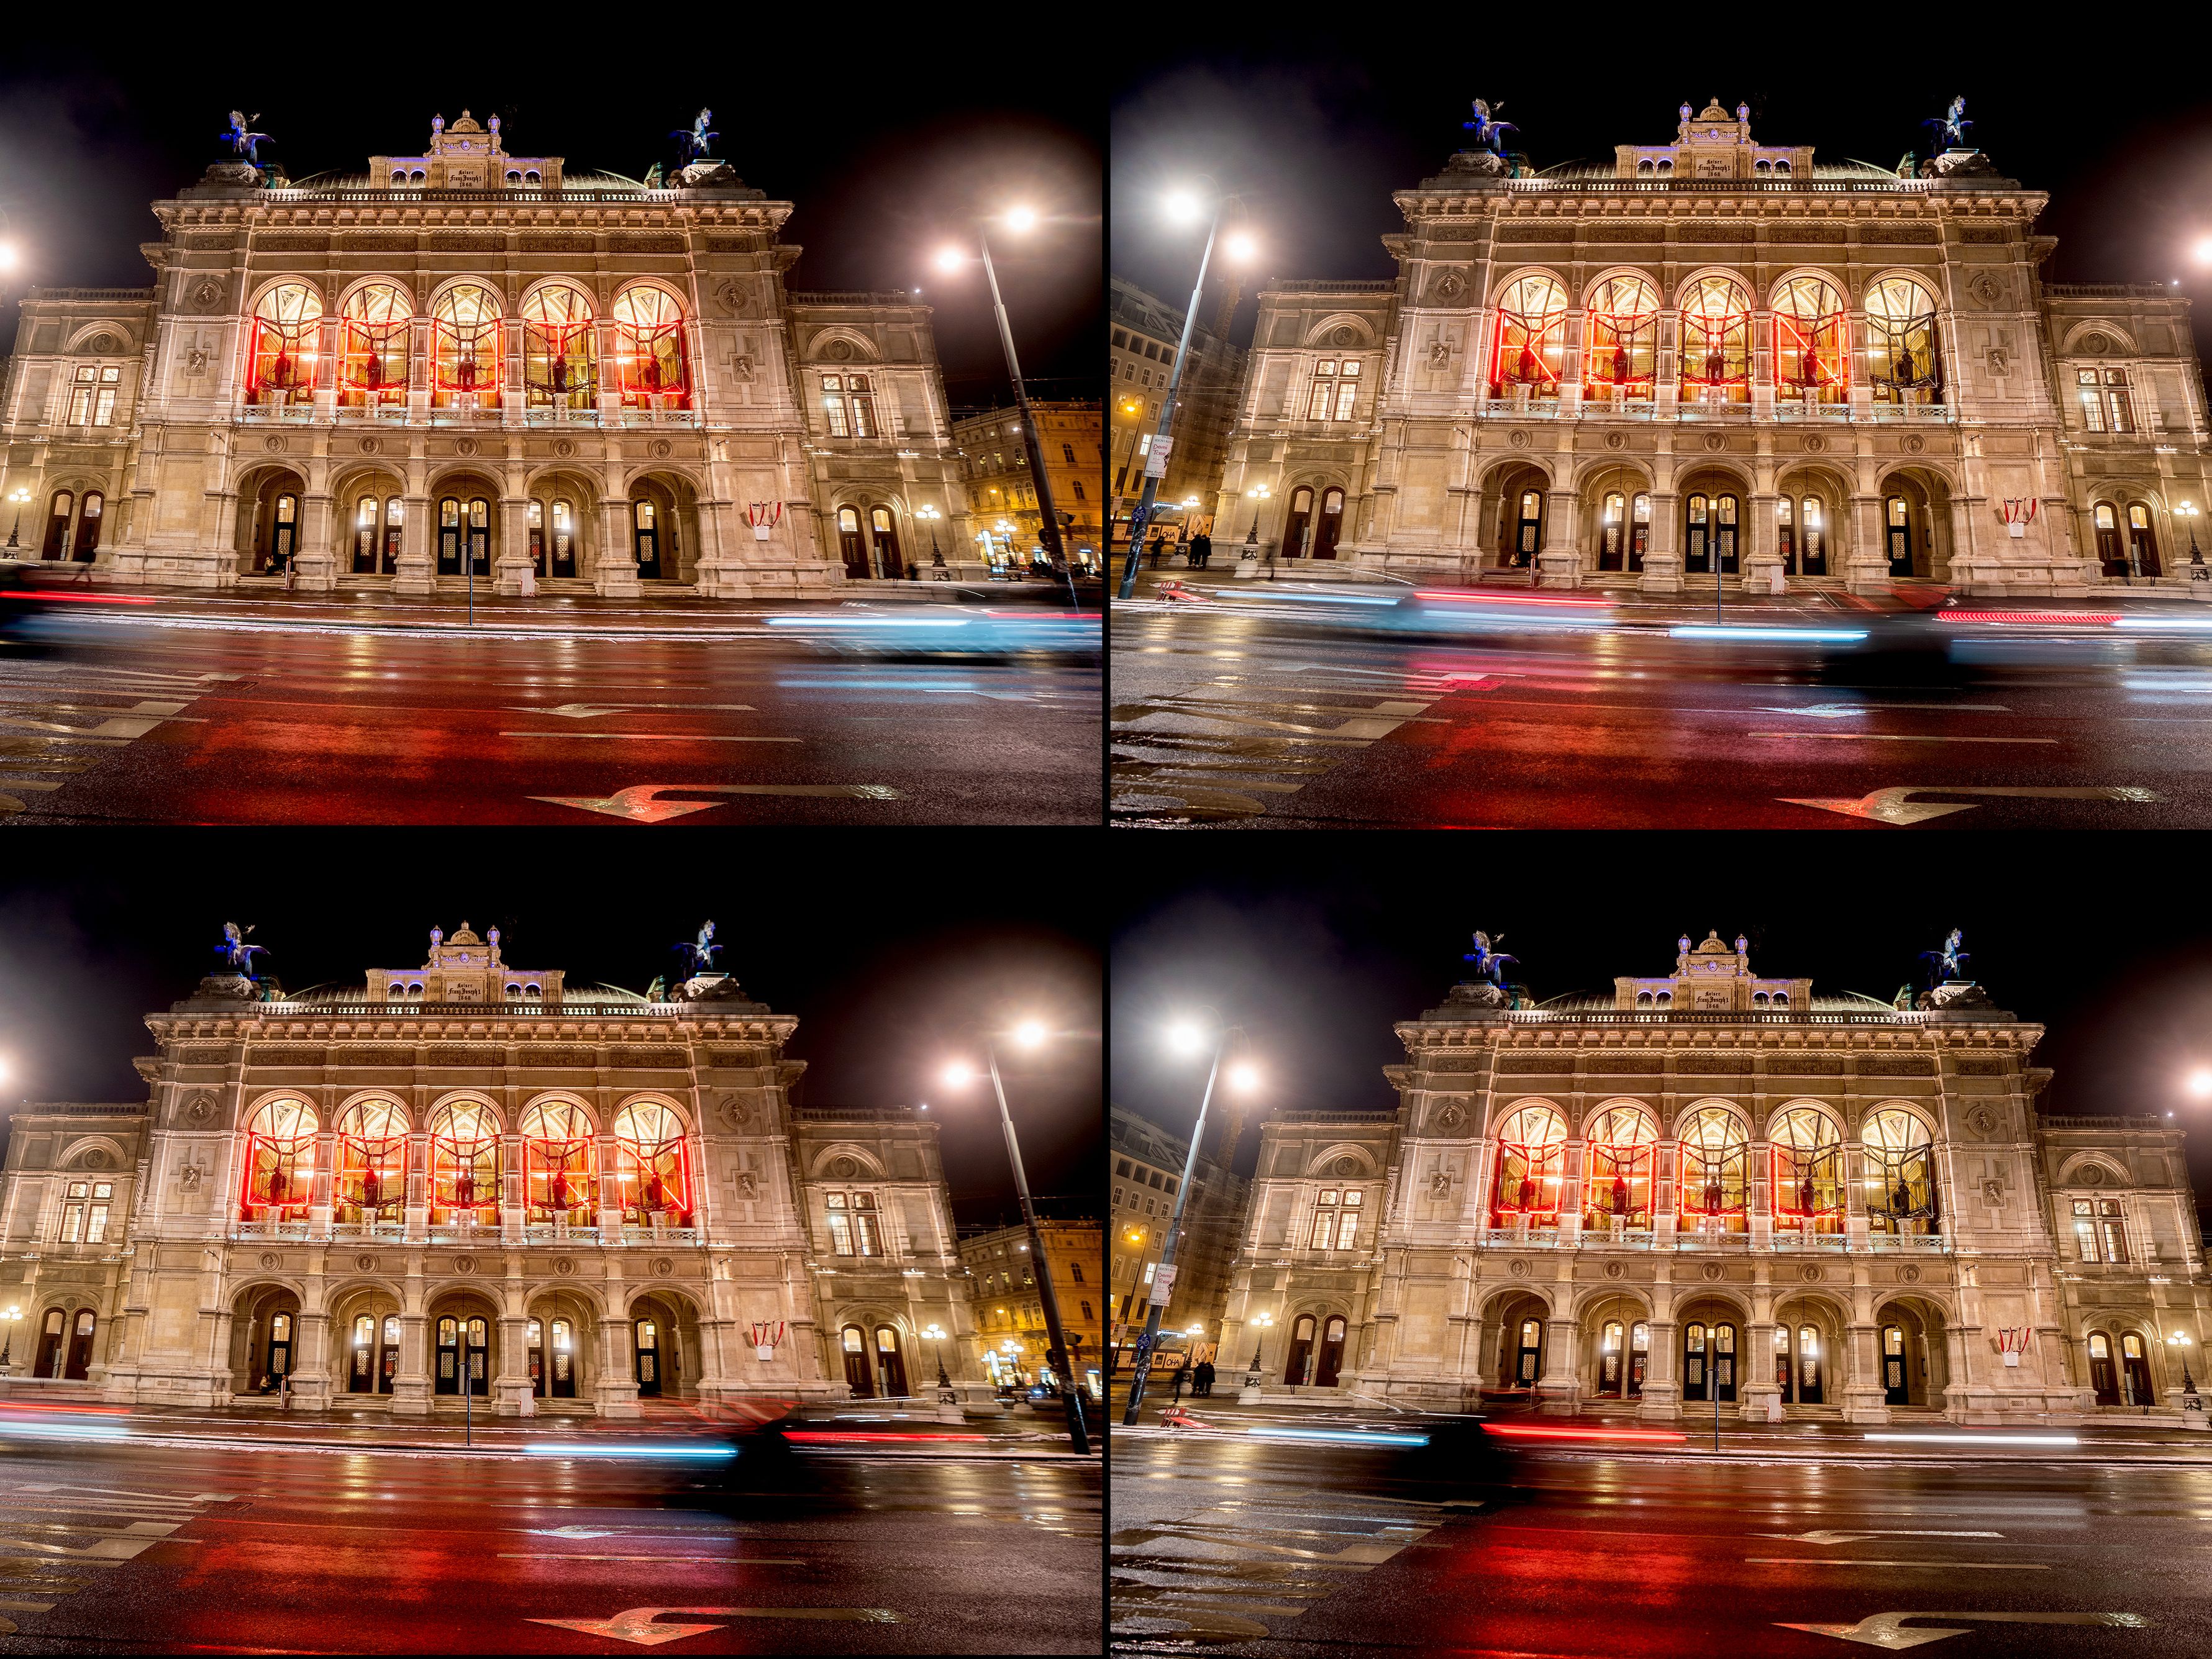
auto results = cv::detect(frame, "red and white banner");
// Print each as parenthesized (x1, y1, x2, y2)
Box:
(746, 501, 784, 541)
(1999, 498, 2037, 538)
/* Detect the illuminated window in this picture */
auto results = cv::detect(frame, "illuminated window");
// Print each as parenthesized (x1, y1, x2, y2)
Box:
(339, 282, 411, 406)
(1771, 275, 1848, 402)
(2078, 367, 2106, 432)
(2101, 368, 2135, 433)
(2127, 502, 2162, 577)
(1306, 358, 1363, 420)
(1678, 275, 1751, 402)
(522, 283, 596, 407)
(1490, 273, 1568, 398)
(1772, 1106, 1844, 1232)
(1490, 1103, 1567, 1227)
(335, 1099, 406, 1220)
(820, 373, 875, 439)
(612, 1101, 690, 1223)
(430, 284, 503, 407)
(1584, 1104, 1657, 1227)
(520, 1101, 596, 1221)
(430, 1101, 499, 1220)
(1677, 1106, 1748, 1229)
(612, 287, 689, 407)
(1865, 277, 1941, 404)
(247, 282, 324, 404)
(824, 1190, 881, 1256)
(1582, 273, 1659, 397)
(241, 1098, 318, 1216)
(85, 1183, 111, 1244)
(1865, 1107, 1939, 1234)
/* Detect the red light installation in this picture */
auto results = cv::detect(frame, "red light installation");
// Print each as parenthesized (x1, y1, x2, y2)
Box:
(1584, 1104, 1656, 1228)
(1770, 1105, 1845, 1234)
(335, 1099, 406, 1222)
(1489, 1102, 1566, 1226)
(522, 1100, 598, 1222)
(611, 287, 690, 409)
(339, 283, 410, 408)
(614, 1101, 691, 1224)
(1677, 1104, 1749, 1232)
(1678, 276, 1750, 404)
(1867, 276, 1942, 405)
(431, 1101, 499, 1222)
(522, 283, 597, 408)
(1772, 275, 1849, 403)
(431, 284, 503, 408)
(1488, 273, 1567, 399)
(240, 1098, 318, 1218)
(246, 283, 323, 406)
(1582, 274, 1659, 400)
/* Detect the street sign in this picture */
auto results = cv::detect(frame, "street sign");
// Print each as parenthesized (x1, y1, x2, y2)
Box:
(1778, 1611, 2149, 1649)
(1144, 437, 1174, 478)
(1150, 1264, 1178, 1301)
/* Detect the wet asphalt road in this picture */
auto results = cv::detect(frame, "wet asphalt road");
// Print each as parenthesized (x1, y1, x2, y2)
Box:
(1110, 601, 2212, 827)
(1111, 1429, 2209, 1656)
(0, 611, 1099, 825)
(0, 1438, 1099, 1653)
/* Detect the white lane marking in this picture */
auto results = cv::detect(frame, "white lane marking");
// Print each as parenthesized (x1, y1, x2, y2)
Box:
(1780, 785, 2164, 824)
(1760, 1531, 2005, 1544)
(532, 782, 903, 821)
(1749, 731, 2057, 744)
(506, 703, 759, 718)
(13, 1484, 231, 1504)
(1778, 1610, 2150, 1648)
(1761, 704, 2011, 717)
(498, 732, 801, 743)
(1745, 1558, 2047, 1570)
(497, 1553, 804, 1564)
(528, 1606, 903, 1644)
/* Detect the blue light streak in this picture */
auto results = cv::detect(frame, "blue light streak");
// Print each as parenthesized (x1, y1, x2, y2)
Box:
(1668, 625, 1870, 643)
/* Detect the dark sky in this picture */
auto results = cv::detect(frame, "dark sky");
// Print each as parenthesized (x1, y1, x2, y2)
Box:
(0, 24, 1099, 406)
(1113, 835, 2212, 1216)
(1113, 26, 2212, 364)
(0, 831, 1100, 1229)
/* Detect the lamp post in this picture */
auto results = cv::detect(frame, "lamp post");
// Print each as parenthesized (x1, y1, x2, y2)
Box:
(941, 1019, 1092, 1454)
(4, 488, 27, 550)
(2180, 501, 2205, 587)
(0, 1304, 19, 1373)
(1112, 1225, 1151, 1376)
(1124, 1019, 1259, 1425)
(2167, 1330, 2207, 1428)
(1241, 1310, 1273, 1400)
(915, 503, 945, 577)
(1248, 486, 1275, 578)
(1118, 187, 1257, 599)
(935, 210, 1068, 575)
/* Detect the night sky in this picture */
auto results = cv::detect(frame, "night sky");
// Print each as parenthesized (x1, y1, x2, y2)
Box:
(1113, 836, 2212, 1213)
(1113, 27, 2212, 365)
(0, 24, 1099, 406)
(0, 832, 1100, 1229)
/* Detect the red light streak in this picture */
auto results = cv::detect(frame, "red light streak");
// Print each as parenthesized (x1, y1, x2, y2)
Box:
(0, 591, 158, 605)
(1413, 591, 1609, 609)
(1937, 610, 2119, 626)
(783, 1429, 989, 1444)
(1481, 1422, 1686, 1443)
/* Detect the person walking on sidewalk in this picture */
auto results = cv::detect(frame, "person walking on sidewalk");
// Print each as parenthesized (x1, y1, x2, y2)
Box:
(1196, 1358, 1216, 1397)
(1169, 1363, 1188, 1405)
(1191, 530, 1213, 570)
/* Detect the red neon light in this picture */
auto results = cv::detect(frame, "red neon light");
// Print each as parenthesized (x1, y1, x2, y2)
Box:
(1412, 590, 1609, 609)
(783, 1430, 990, 1444)
(1481, 1423, 1686, 1443)
(1937, 611, 2120, 626)
(0, 591, 157, 605)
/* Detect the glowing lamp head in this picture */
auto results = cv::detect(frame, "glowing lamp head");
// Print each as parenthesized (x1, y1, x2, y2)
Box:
(1226, 1060, 1260, 1094)
(0, 243, 19, 273)
(941, 1060, 976, 1089)
(1165, 1021, 1208, 1057)
(1011, 1019, 1047, 1050)
(934, 247, 963, 273)
(2189, 1068, 2212, 1100)
(1224, 232, 1257, 261)
(2195, 236, 2212, 266)
(1164, 191, 1203, 225)
(1003, 206, 1038, 234)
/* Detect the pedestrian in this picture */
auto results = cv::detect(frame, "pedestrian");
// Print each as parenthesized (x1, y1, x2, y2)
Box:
(282, 553, 297, 594)
(1170, 1364, 1188, 1404)
(1147, 530, 1168, 570)
(1196, 1358, 1216, 1398)
(1192, 530, 1213, 570)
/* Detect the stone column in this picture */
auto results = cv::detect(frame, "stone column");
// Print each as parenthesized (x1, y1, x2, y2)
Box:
(394, 469, 434, 598)
(594, 494, 641, 598)
(596, 1314, 642, 1417)
(295, 491, 338, 592)
(1843, 493, 1889, 593)
(1745, 490, 1785, 595)
(494, 1309, 534, 1417)
(289, 1310, 333, 1409)
(389, 1304, 431, 1417)
(1536, 487, 1582, 589)
(494, 491, 532, 598)
(1539, 1314, 1581, 1415)
(1640, 489, 1682, 594)
(309, 1129, 336, 1240)
(1639, 1316, 1681, 1420)
(499, 1134, 524, 1242)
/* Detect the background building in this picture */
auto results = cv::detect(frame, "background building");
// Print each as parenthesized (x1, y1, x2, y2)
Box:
(949, 401, 1103, 573)
(0, 922, 989, 1416)
(1212, 102, 2210, 593)
(958, 1217, 1101, 1398)
(1216, 932, 2206, 1424)
(1111, 277, 1247, 554)
(1109, 1104, 1250, 1368)
(0, 112, 978, 599)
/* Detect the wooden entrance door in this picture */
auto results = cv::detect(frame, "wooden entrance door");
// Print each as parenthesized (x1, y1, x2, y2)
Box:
(270, 494, 297, 568)
(1281, 488, 1313, 560)
(842, 1325, 873, 1398)
(1313, 488, 1344, 559)
(870, 507, 904, 580)
(1282, 1315, 1315, 1386)
(1883, 1324, 1909, 1405)
(435, 1316, 460, 1394)
(2129, 504, 2162, 577)
(34, 1310, 64, 1377)
(265, 1312, 292, 1388)
(63, 1311, 95, 1381)
(874, 1326, 908, 1399)
(350, 1315, 376, 1393)
(1887, 496, 1913, 576)
(1598, 1320, 1624, 1396)
(1627, 1321, 1649, 1399)
(437, 499, 462, 575)
(633, 501, 662, 578)
(72, 493, 102, 560)
(2088, 1332, 2119, 1404)
(1684, 1322, 1708, 1402)
(1685, 494, 1709, 573)
(41, 492, 71, 560)
(2122, 1332, 2155, 1405)
(635, 1316, 663, 1397)
(837, 508, 869, 578)
(551, 500, 577, 578)
(1315, 1316, 1346, 1388)
(550, 1318, 577, 1398)
(467, 499, 491, 575)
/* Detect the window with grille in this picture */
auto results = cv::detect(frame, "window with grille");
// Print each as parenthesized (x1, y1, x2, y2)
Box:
(1307, 358, 1363, 420)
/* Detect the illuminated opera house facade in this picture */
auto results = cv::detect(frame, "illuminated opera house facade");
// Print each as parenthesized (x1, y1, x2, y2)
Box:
(0, 113, 975, 598)
(0, 925, 983, 1415)
(1219, 934, 2208, 1424)
(1221, 100, 2212, 593)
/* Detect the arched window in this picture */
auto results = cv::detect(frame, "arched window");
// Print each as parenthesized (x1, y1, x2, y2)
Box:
(71, 491, 102, 560)
(611, 287, 689, 407)
(1489, 1103, 1567, 1227)
(241, 1099, 317, 1216)
(1865, 277, 1941, 404)
(1584, 1104, 1657, 1228)
(429, 1101, 499, 1220)
(835, 504, 868, 579)
(2127, 502, 2162, 578)
(1685, 493, 1709, 573)
(520, 1102, 596, 1222)
(1865, 1108, 1939, 1233)
(2093, 501, 2124, 575)
(248, 282, 324, 404)
(1598, 491, 1627, 571)
(42, 490, 73, 560)
(1314, 487, 1345, 560)
(1772, 276, 1848, 402)
(1582, 273, 1659, 398)
(522, 284, 596, 407)
(1678, 276, 1752, 403)
(1489, 273, 1568, 399)
(430, 284, 503, 407)
(1884, 493, 1913, 576)
(1771, 1106, 1844, 1232)
(1283, 486, 1314, 560)
(339, 283, 411, 407)
(612, 1102, 691, 1224)
(1677, 1106, 1748, 1229)
(2077, 366, 2134, 434)
(334, 1099, 406, 1222)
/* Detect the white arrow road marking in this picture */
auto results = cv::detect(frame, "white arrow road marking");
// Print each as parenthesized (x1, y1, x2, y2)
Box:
(506, 703, 760, 719)
(533, 783, 903, 822)
(1777, 1611, 2151, 1648)
(1747, 1558, 2046, 1570)
(527, 1606, 903, 1645)
(0, 1532, 175, 1560)
(1759, 1532, 2004, 1545)
(1750, 732, 2056, 744)
(524, 1525, 619, 1539)
(1762, 704, 2011, 717)
(1780, 785, 2163, 824)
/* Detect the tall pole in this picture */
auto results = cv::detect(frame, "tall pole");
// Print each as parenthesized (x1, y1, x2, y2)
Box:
(1117, 205, 1221, 599)
(1123, 1034, 1222, 1425)
(978, 232, 1067, 572)
(1110, 1234, 1152, 1377)
(986, 1041, 1090, 1453)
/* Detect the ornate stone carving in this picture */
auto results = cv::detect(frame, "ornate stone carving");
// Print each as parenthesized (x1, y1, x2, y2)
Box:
(358, 437, 378, 454)
(1982, 1178, 2005, 1206)
(264, 436, 286, 454)
(1802, 434, 1826, 453)
(2080, 332, 2111, 355)
(1509, 430, 1531, 449)
(1604, 1260, 1627, 1280)
(553, 1257, 577, 1276)
(1605, 432, 1627, 450)
(719, 1096, 752, 1131)
(734, 1170, 758, 1200)
(453, 1255, 477, 1275)
(1429, 1170, 1452, 1196)
(1509, 1258, 1531, 1278)
(651, 439, 673, 458)
(553, 439, 575, 458)
(1703, 432, 1727, 452)
(1862, 224, 1939, 245)
(188, 278, 227, 313)
(1436, 1102, 1467, 1130)
(1967, 273, 2007, 309)
(79, 1148, 111, 1170)
(1334, 1155, 1363, 1176)
(1700, 1261, 1726, 1282)
(824, 339, 853, 362)
(1965, 1103, 2003, 1139)
(454, 437, 478, 457)
(653, 1257, 675, 1278)
(1858, 1055, 1934, 1076)
(1800, 1264, 1824, 1283)
(355, 1254, 376, 1271)
(1900, 1263, 1923, 1284)
(259, 1252, 280, 1270)
(178, 1162, 203, 1193)
(2079, 1164, 2105, 1186)
(1903, 434, 1926, 454)
(833, 1155, 859, 1178)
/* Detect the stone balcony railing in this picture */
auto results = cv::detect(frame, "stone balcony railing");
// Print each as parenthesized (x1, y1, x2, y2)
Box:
(1468, 396, 1954, 426)
(1466, 1224, 1950, 1254)
(230, 401, 698, 430)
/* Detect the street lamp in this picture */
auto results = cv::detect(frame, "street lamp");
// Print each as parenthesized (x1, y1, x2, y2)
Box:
(2187, 1068, 2212, 1101)
(4, 488, 28, 550)
(934, 208, 1070, 574)
(1113, 1224, 1152, 1376)
(1244, 1311, 1274, 1394)
(0, 1305, 19, 1372)
(1118, 184, 1258, 599)
(915, 503, 945, 575)
(922, 1321, 952, 1393)
(939, 1020, 1093, 1454)
(2179, 501, 2205, 582)
(1124, 1016, 1260, 1425)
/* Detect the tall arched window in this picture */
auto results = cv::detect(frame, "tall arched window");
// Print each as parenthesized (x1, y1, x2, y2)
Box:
(241, 1099, 318, 1216)
(1598, 491, 1627, 570)
(835, 505, 868, 579)
(1489, 273, 1568, 399)
(1314, 488, 1345, 560)
(522, 283, 596, 408)
(339, 283, 411, 407)
(334, 1099, 406, 1222)
(1865, 277, 1941, 404)
(1677, 1106, 1748, 1230)
(2121, 1332, 2155, 1405)
(1800, 496, 1827, 576)
(1685, 493, 1709, 573)
(71, 492, 102, 560)
(2093, 501, 2125, 575)
(430, 284, 503, 407)
(1772, 276, 1848, 402)
(1584, 1104, 1657, 1228)
(1582, 273, 1659, 398)
(1865, 1107, 1939, 1234)
(1771, 1106, 1844, 1233)
(520, 1101, 596, 1222)
(2128, 502, 2162, 577)
(1489, 1103, 1567, 1227)
(248, 282, 324, 404)
(611, 287, 689, 407)
(1678, 276, 1751, 403)
(870, 505, 904, 578)
(430, 1101, 499, 1221)
(42, 491, 73, 560)
(1282, 486, 1314, 559)
(612, 1102, 691, 1224)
